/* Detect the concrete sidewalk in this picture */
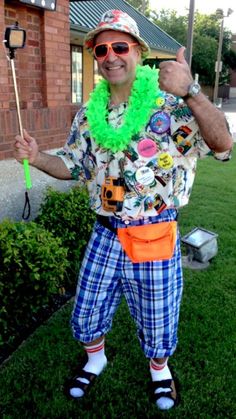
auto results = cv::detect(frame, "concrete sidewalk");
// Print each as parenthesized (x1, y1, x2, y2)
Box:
(0, 153, 77, 222)
(222, 97, 236, 113)
(222, 98, 236, 142)
(0, 99, 235, 223)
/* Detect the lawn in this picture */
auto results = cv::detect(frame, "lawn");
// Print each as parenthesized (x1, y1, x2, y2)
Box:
(1, 153, 236, 418)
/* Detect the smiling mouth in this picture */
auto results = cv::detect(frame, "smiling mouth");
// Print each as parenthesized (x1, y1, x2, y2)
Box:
(105, 65, 124, 71)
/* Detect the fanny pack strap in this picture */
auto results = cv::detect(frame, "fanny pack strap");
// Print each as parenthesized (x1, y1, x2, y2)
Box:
(96, 215, 117, 234)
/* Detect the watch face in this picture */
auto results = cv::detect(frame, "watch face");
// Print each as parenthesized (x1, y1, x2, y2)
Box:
(190, 82, 201, 96)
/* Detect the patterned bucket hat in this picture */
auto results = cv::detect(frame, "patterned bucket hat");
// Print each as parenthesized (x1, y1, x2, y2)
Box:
(84, 9, 150, 59)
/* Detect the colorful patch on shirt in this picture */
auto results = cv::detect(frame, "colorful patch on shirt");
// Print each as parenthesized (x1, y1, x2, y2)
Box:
(171, 106, 192, 122)
(79, 137, 97, 180)
(131, 133, 141, 143)
(160, 134, 170, 145)
(71, 165, 83, 180)
(144, 194, 167, 213)
(172, 125, 193, 155)
(124, 146, 139, 162)
(165, 94, 178, 108)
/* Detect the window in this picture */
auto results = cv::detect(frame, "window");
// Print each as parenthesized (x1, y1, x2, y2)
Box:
(71, 46, 82, 103)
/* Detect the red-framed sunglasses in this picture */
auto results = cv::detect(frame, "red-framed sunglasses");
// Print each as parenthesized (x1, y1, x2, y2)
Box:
(93, 41, 138, 60)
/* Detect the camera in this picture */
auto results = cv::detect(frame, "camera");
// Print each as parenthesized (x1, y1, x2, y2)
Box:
(101, 177, 125, 212)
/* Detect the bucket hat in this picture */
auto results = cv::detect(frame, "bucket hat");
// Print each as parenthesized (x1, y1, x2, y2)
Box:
(84, 9, 150, 59)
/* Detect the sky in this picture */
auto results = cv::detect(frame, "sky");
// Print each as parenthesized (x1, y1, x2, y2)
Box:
(149, 0, 236, 32)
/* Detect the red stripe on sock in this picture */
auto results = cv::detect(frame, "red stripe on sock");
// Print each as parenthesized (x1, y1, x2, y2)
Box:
(150, 360, 166, 371)
(85, 343, 104, 354)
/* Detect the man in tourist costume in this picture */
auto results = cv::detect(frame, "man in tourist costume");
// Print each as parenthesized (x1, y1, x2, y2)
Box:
(14, 10, 233, 410)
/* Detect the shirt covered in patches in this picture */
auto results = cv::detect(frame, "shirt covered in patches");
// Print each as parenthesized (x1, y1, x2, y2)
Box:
(58, 93, 230, 220)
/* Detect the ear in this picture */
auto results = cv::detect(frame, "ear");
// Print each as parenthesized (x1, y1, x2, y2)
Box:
(135, 45, 142, 64)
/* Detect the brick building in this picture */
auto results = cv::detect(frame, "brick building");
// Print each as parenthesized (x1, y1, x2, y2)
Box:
(0, 0, 180, 161)
(0, 0, 72, 160)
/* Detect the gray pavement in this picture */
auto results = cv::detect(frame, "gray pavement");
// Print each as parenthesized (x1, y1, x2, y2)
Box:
(0, 99, 235, 223)
(221, 97, 236, 113)
(222, 98, 236, 141)
(0, 151, 77, 222)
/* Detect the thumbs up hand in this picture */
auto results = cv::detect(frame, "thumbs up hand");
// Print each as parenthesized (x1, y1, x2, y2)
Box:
(158, 47, 194, 97)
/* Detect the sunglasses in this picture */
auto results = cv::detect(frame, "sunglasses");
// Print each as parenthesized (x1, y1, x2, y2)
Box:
(93, 41, 138, 60)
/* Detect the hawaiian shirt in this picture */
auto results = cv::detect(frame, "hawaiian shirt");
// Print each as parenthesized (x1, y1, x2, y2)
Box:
(58, 92, 230, 220)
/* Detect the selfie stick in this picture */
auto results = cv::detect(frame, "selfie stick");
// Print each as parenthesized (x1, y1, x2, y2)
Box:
(10, 56, 32, 190)
(4, 23, 32, 191)
(4, 23, 32, 219)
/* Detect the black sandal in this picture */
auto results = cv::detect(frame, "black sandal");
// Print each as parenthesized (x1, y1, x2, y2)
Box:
(150, 378, 179, 408)
(64, 369, 98, 399)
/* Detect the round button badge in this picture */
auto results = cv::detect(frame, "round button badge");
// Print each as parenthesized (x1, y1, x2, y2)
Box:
(137, 139, 157, 158)
(150, 111, 170, 134)
(156, 96, 165, 107)
(158, 153, 174, 170)
(135, 166, 155, 186)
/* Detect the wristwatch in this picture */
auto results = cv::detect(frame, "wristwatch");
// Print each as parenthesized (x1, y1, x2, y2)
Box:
(182, 75, 201, 100)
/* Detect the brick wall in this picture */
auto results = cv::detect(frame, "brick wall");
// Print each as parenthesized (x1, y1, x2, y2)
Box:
(0, 0, 77, 160)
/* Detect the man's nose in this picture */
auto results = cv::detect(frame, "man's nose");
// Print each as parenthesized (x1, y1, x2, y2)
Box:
(106, 46, 117, 61)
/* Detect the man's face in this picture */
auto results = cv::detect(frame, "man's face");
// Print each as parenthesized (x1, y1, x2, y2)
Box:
(94, 30, 141, 87)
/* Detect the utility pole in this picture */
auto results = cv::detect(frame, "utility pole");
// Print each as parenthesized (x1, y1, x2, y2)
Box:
(213, 8, 233, 104)
(141, 0, 147, 14)
(213, 17, 224, 104)
(186, 0, 195, 68)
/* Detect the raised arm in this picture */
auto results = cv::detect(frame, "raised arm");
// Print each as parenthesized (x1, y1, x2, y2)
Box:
(159, 47, 233, 153)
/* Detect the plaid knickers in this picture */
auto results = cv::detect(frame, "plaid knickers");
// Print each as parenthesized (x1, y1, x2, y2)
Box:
(71, 209, 183, 358)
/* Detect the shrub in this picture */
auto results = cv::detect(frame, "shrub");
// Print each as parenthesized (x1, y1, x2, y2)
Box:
(35, 186, 96, 291)
(0, 220, 68, 350)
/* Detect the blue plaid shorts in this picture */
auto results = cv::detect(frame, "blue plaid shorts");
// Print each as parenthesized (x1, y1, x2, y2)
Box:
(71, 209, 183, 358)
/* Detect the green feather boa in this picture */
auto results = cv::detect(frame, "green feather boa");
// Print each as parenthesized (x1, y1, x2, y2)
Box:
(86, 65, 161, 153)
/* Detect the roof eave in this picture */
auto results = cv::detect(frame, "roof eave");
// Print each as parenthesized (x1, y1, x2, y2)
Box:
(70, 23, 89, 33)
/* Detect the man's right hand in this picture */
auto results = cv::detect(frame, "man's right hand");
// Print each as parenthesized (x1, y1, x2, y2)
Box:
(14, 129, 39, 165)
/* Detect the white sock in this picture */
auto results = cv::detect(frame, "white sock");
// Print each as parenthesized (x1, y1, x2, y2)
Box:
(150, 359, 174, 410)
(70, 338, 107, 398)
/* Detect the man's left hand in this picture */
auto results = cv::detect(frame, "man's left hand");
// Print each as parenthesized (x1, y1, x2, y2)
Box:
(159, 47, 193, 97)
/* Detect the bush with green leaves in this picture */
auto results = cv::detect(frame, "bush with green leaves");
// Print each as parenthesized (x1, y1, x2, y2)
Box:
(36, 186, 96, 291)
(0, 220, 68, 349)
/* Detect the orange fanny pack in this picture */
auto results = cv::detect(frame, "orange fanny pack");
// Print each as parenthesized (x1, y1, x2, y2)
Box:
(117, 221, 177, 263)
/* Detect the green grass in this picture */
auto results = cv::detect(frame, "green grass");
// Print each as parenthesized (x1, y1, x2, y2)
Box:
(1, 153, 236, 418)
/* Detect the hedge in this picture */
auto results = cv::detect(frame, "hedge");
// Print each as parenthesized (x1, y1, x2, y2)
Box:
(0, 186, 96, 357)
(0, 220, 68, 352)
(35, 186, 96, 291)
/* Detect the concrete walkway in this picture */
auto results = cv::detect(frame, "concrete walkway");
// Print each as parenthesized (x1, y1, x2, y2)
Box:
(0, 152, 77, 222)
(222, 98, 236, 141)
(0, 99, 235, 223)
(221, 97, 236, 113)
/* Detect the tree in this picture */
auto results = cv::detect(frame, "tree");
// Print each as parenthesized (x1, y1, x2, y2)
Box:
(191, 33, 217, 85)
(224, 49, 236, 71)
(150, 8, 236, 86)
(126, 0, 149, 14)
(149, 9, 188, 46)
